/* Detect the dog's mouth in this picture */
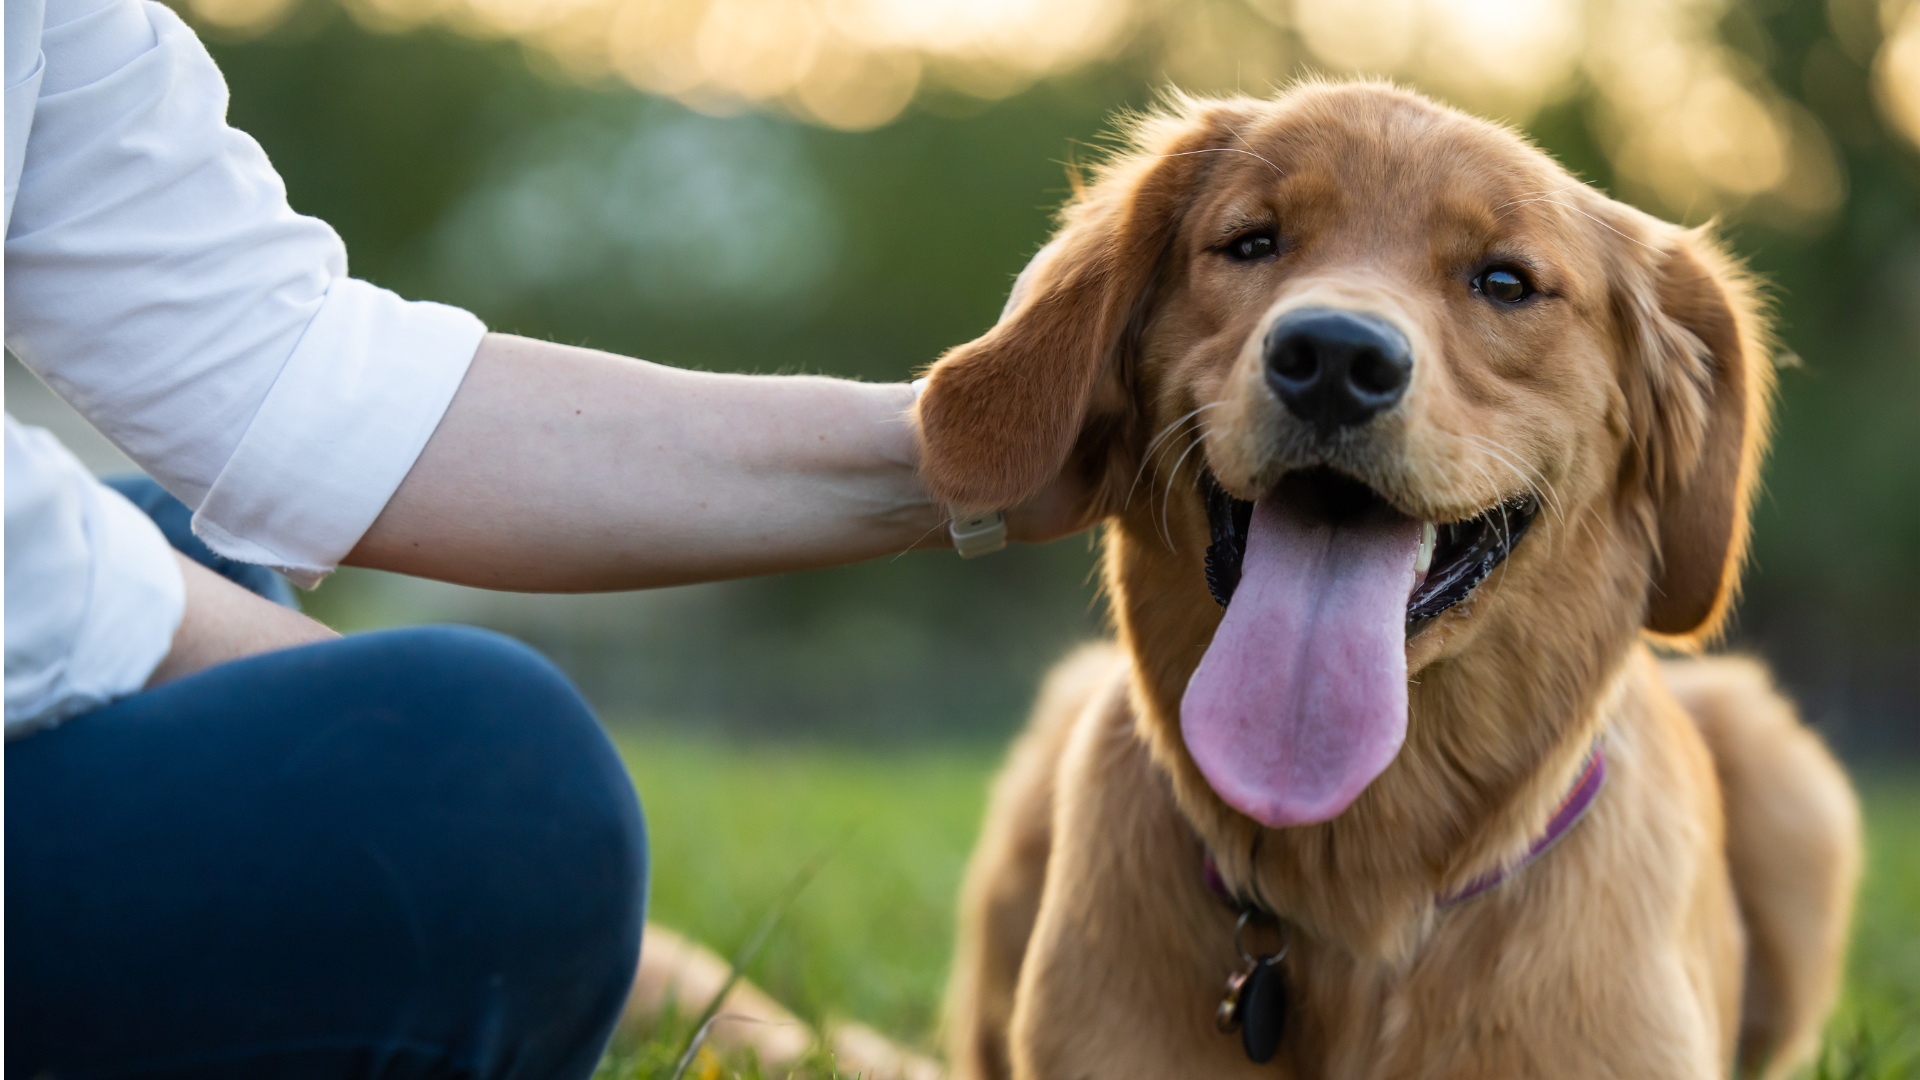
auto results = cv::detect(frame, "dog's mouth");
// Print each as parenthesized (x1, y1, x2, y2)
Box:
(1202, 468, 1539, 635)
(1181, 467, 1538, 829)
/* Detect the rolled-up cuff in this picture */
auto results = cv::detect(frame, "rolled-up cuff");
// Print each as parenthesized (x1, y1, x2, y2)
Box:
(191, 278, 486, 588)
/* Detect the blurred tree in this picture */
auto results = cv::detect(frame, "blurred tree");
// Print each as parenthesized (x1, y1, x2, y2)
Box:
(1722, 0, 1920, 757)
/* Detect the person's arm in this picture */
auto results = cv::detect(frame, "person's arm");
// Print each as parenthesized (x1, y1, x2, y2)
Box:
(8, 0, 1083, 593)
(346, 334, 1090, 591)
(144, 553, 337, 688)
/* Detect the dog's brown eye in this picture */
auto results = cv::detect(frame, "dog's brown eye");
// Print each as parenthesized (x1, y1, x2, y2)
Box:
(1475, 265, 1533, 303)
(1226, 230, 1278, 262)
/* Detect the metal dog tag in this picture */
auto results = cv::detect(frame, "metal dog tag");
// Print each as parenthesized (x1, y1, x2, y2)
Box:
(1216, 967, 1250, 1032)
(1237, 959, 1288, 1064)
(1217, 910, 1289, 1064)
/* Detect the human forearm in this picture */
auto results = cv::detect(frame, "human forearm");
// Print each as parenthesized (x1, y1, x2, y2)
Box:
(146, 553, 338, 688)
(346, 334, 950, 591)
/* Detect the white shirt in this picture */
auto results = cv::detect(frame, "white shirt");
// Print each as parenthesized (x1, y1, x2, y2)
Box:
(3, 0, 487, 732)
(4, 416, 183, 734)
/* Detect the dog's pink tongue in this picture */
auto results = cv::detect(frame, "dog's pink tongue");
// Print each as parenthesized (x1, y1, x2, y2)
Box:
(1181, 494, 1420, 827)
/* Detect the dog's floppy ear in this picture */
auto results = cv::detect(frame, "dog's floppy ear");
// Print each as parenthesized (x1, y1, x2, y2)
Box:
(915, 104, 1244, 511)
(1615, 223, 1775, 640)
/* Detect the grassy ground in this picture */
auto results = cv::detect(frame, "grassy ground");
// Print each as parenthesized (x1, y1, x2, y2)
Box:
(601, 732, 1920, 1079)
(1820, 777, 1920, 1079)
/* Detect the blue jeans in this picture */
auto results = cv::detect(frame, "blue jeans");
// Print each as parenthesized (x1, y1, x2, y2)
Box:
(7, 482, 648, 1080)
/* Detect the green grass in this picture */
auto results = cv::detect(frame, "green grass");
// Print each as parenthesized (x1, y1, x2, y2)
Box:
(1815, 777, 1920, 1079)
(604, 731, 1920, 1078)
(615, 732, 996, 1043)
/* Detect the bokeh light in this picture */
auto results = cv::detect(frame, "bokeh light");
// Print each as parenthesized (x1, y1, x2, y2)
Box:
(185, 0, 1917, 226)
(1878, 0, 1920, 146)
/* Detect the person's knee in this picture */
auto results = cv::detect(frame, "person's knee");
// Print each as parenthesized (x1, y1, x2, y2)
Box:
(341, 626, 607, 759)
(379, 625, 594, 732)
(369, 627, 649, 1054)
(384, 626, 644, 847)
(339, 627, 648, 1039)
(308, 625, 649, 920)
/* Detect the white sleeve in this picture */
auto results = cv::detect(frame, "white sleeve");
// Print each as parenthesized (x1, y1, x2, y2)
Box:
(2, 0, 486, 587)
(5, 415, 186, 736)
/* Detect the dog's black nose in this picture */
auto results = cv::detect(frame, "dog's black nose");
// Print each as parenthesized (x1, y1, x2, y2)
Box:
(1264, 308, 1413, 434)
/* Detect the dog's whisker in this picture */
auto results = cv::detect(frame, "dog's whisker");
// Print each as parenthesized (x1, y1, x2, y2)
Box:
(1457, 454, 1503, 518)
(1509, 195, 1666, 255)
(1146, 147, 1286, 174)
(1574, 514, 1611, 561)
(890, 514, 961, 564)
(1450, 452, 1522, 593)
(1491, 179, 1600, 218)
(1493, 478, 1516, 593)
(1492, 446, 1565, 553)
(1127, 403, 1224, 511)
(1469, 435, 1568, 560)
(1446, 432, 1568, 561)
(1440, 430, 1566, 521)
(1223, 124, 1284, 178)
(1147, 404, 1225, 465)
(1154, 422, 1217, 539)
(1128, 405, 1205, 507)
(1486, 440, 1566, 525)
(1147, 404, 1220, 457)
(1157, 428, 1212, 551)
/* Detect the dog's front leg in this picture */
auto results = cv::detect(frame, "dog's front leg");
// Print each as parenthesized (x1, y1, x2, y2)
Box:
(1006, 695, 1282, 1080)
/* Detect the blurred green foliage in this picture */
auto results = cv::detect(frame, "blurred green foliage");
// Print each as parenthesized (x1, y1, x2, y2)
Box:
(189, 0, 1920, 752)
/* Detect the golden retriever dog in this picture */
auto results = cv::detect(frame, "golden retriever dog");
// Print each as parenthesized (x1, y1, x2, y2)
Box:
(918, 81, 1862, 1079)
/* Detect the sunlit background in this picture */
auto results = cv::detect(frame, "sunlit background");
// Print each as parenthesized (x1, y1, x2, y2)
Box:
(13, 0, 1919, 752)
(181, 0, 1920, 226)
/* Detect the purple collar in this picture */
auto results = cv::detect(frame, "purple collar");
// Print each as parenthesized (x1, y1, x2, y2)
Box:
(1204, 740, 1607, 912)
(1436, 741, 1606, 907)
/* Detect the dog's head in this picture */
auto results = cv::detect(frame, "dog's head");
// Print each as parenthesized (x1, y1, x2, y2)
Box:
(919, 82, 1771, 837)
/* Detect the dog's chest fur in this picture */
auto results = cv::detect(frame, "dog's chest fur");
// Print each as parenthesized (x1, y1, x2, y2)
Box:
(1005, 648, 1736, 1080)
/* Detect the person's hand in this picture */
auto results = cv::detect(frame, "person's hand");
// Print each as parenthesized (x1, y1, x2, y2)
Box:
(1002, 456, 1098, 544)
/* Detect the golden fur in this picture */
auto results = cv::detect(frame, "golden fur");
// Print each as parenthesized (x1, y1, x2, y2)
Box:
(921, 82, 1861, 1079)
